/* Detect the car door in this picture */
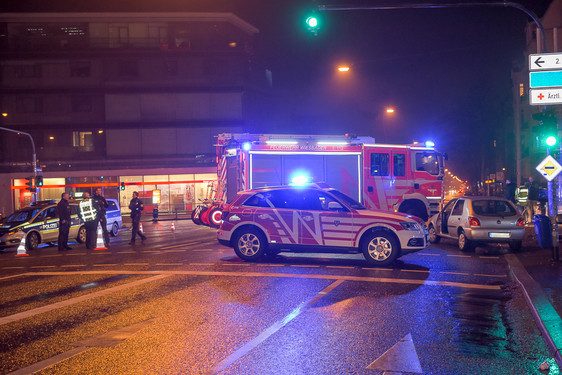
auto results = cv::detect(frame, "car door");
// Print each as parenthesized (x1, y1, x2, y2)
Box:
(251, 189, 300, 245)
(447, 199, 465, 235)
(42, 206, 59, 242)
(436, 199, 456, 235)
(298, 189, 353, 247)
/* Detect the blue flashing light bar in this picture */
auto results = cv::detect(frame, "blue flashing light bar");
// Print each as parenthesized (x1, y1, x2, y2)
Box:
(242, 142, 251, 151)
(425, 140, 435, 148)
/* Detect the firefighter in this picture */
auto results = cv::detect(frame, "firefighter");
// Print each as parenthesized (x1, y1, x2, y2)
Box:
(79, 191, 97, 249)
(128, 191, 146, 244)
(92, 187, 110, 247)
(56, 192, 72, 251)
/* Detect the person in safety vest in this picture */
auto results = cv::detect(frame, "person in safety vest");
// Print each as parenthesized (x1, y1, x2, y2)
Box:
(92, 187, 110, 247)
(79, 192, 97, 249)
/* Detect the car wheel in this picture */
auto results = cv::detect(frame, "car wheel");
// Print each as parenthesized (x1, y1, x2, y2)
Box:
(233, 227, 267, 262)
(26, 232, 40, 251)
(509, 240, 522, 252)
(458, 230, 474, 252)
(111, 222, 119, 237)
(76, 226, 86, 243)
(208, 207, 223, 229)
(362, 230, 399, 266)
(428, 225, 441, 244)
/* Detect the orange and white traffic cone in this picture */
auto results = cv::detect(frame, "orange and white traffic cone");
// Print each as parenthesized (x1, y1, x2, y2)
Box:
(15, 236, 29, 257)
(171, 221, 175, 231)
(94, 223, 108, 250)
(139, 222, 144, 233)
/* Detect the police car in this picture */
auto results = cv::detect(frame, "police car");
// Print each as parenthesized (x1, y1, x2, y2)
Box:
(105, 199, 122, 236)
(0, 200, 85, 251)
(217, 184, 429, 266)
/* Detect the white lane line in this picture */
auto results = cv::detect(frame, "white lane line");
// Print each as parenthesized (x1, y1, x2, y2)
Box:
(479, 256, 500, 259)
(440, 271, 470, 276)
(123, 263, 149, 266)
(447, 254, 472, 258)
(291, 265, 320, 268)
(30, 266, 57, 268)
(326, 266, 355, 269)
(400, 269, 429, 273)
(161, 242, 198, 250)
(21, 270, 502, 290)
(60, 265, 86, 268)
(0, 274, 170, 326)
(0, 273, 27, 281)
(475, 273, 507, 278)
(259, 264, 286, 267)
(189, 263, 213, 266)
(92, 264, 119, 267)
(211, 279, 345, 374)
(2, 267, 25, 270)
(8, 347, 90, 375)
(154, 263, 184, 266)
(417, 253, 440, 256)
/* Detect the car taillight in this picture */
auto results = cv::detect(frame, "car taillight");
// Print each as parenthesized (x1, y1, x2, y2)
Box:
(468, 217, 480, 226)
(517, 217, 525, 226)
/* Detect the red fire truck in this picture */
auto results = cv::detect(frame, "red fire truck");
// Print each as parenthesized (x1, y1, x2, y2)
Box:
(214, 133, 445, 222)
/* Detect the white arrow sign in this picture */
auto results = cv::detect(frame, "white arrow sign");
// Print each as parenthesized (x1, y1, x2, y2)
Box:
(366, 333, 423, 373)
(529, 53, 562, 71)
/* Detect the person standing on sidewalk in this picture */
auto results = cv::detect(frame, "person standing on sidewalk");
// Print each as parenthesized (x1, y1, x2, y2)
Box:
(92, 187, 110, 247)
(56, 192, 72, 251)
(128, 191, 146, 244)
(525, 176, 540, 222)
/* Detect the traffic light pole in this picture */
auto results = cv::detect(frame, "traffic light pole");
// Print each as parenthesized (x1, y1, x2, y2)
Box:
(0, 127, 38, 201)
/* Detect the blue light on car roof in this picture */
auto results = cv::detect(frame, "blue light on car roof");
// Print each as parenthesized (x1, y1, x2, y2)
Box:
(291, 175, 310, 186)
(425, 140, 435, 148)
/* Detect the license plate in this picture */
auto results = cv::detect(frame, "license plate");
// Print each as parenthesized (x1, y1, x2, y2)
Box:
(489, 232, 511, 239)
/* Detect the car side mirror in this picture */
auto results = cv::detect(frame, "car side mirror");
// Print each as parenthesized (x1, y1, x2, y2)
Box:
(328, 201, 344, 211)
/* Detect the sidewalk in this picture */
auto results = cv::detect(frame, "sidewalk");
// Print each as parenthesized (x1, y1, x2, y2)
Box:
(506, 227, 562, 368)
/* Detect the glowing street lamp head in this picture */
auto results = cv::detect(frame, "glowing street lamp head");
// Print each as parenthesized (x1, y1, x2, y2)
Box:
(337, 66, 350, 72)
(386, 107, 395, 114)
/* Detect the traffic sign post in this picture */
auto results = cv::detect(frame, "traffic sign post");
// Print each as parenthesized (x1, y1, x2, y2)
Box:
(529, 53, 562, 106)
(536, 154, 561, 261)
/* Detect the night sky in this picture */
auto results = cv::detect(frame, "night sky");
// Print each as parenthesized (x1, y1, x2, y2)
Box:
(0, 0, 554, 182)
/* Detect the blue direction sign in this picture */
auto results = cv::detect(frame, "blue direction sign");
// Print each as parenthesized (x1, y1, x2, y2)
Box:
(529, 70, 562, 88)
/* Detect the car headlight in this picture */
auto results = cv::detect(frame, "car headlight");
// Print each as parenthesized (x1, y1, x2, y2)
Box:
(400, 222, 420, 231)
(8, 227, 23, 236)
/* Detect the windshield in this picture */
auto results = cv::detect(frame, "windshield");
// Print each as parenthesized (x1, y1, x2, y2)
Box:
(328, 190, 367, 210)
(1, 208, 41, 224)
(415, 151, 441, 176)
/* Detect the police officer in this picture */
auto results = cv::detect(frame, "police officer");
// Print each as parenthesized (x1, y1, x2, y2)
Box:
(79, 191, 97, 249)
(129, 191, 146, 244)
(92, 187, 110, 247)
(56, 192, 72, 251)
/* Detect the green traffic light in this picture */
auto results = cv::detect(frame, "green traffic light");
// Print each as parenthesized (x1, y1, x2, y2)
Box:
(306, 16, 318, 28)
(546, 136, 557, 147)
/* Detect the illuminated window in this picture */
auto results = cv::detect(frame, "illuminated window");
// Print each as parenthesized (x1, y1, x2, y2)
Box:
(72, 131, 94, 151)
(520, 83, 524, 97)
(371, 153, 389, 176)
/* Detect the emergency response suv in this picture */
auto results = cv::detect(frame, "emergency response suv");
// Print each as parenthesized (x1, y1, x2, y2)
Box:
(0, 200, 85, 251)
(217, 184, 429, 266)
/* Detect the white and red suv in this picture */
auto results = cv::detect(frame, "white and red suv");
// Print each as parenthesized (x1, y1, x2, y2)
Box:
(217, 185, 429, 266)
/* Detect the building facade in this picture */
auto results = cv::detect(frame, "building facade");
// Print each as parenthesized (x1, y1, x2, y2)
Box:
(0, 12, 270, 215)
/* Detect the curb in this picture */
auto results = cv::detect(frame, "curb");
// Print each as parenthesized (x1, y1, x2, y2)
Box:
(505, 254, 562, 367)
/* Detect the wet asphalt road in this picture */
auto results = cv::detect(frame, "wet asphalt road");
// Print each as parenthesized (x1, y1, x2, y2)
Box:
(0, 220, 559, 375)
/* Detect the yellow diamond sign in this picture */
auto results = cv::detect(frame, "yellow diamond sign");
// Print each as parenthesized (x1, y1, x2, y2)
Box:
(536, 155, 562, 181)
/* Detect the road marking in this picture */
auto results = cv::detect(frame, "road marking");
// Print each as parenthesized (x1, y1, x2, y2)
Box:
(189, 263, 213, 266)
(29, 266, 57, 268)
(440, 271, 469, 275)
(400, 269, 429, 273)
(417, 253, 440, 256)
(447, 254, 471, 258)
(154, 263, 184, 266)
(0, 274, 170, 326)
(161, 242, 198, 250)
(92, 264, 119, 267)
(164, 250, 185, 253)
(19, 270, 502, 290)
(475, 273, 507, 278)
(224, 263, 251, 266)
(260, 264, 286, 267)
(8, 320, 154, 375)
(123, 263, 149, 266)
(363, 267, 394, 271)
(366, 333, 422, 373)
(211, 279, 345, 374)
(479, 256, 500, 259)
(326, 266, 355, 269)
(60, 264, 86, 268)
(0, 273, 27, 281)
(291, 265, 321, 268)
(2, 267, 25, 270)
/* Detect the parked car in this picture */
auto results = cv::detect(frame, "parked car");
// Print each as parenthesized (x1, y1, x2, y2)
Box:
(105, 198, 122, 236)
(427, 196, 525, 252)
(217, 184, 429, 266)
(0, 200, 85, 251)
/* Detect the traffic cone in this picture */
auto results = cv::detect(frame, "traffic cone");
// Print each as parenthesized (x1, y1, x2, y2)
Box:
(15, 236, 29, 257)
(171, 221, 175, 231)
(94, 223, 108, 250)
(139, 222, 144, 233)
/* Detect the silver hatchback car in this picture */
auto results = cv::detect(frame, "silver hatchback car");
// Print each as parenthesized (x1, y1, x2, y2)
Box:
(428, 196, 525, 251)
